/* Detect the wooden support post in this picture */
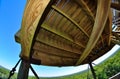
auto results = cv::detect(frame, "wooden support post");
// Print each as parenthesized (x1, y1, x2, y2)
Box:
(17, 60, 30, 79)
(89, 62, 96, 79)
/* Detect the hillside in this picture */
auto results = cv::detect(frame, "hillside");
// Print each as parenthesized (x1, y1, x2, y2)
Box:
(0, 66, 9, 79)
(0, 66, 17, 79)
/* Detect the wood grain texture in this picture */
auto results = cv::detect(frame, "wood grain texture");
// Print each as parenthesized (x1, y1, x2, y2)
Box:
(76, 0, 111, 65)
(20, 0, 50, 59)
(15, 0, 115, 66)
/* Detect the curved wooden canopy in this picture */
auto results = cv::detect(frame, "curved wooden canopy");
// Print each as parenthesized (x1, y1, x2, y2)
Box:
(15, 0, 116, 66)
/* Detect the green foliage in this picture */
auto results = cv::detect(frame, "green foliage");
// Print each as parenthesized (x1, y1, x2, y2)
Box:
(96, 49, 120, 79)
(0, 67, 17, 79)
(0, 67, 9, 79)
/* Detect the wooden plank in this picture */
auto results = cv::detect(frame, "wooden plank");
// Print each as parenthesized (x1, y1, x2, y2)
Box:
(51, 0, 72, 30)
(32, 51, 78, 66)
(54, 2, 81, 36)
(76, 0, 111, 65)
(78, 15, 92, 35)
(33, 41, 80, 58)
(74, 0, 95, 22)
(46, 0, 67, 26)
(88, 0, 97, 17)
(52, 5, 89, 38)
(20, 0, 51, 59)
(41, 23, 86, 48)
(42, 23, 73, 42)
(34, 39, 81, 55)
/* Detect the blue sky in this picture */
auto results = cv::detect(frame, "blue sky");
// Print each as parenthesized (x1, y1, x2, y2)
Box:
(0, 0, 120, 77)
(0, 0, 26, 67)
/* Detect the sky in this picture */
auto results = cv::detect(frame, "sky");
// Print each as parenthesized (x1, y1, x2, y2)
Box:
(0, 0, 120, 77)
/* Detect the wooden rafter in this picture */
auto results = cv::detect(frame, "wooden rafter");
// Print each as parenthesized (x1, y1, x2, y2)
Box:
(76, 0, 111, 65)
(52, 5, 89, 38)
(74, 0, 95, 22)
(35, 38, 81, 55)
(74, 0, 109, 47)
(33, 41, 80, 58)
(34, 49, 79, 59)
(41, 23, 86, 48)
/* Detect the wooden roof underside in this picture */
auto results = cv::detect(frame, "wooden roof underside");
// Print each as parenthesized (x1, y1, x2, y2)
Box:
(15, 0, 119, 67)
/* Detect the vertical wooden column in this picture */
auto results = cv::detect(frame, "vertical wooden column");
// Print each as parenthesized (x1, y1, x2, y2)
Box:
(17, 60, 30, 79)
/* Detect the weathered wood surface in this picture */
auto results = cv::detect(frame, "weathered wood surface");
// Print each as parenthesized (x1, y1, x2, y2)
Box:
(19, 0, 50, 59)
(15, 0, 115, 66)
(76, 0, 111, 65)
(17, 60, 30, 79)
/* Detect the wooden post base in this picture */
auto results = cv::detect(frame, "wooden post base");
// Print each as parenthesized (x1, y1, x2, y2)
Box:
(17, 60, 30, 79)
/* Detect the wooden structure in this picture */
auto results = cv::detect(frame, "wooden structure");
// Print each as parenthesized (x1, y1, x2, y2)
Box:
(15, 0, 120, 78)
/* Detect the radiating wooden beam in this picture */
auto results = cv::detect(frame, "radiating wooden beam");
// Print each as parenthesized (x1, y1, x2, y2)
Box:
(76, 0, 111, 65)
(41, 23, 85, 48)
(42, 23, 73, 42)
(35, 39, 81, 55)
(52, 5, 89, 38)
(74, 0, 95, 22)
(33, 41, 79, 59)
(32, 51, 78, 66)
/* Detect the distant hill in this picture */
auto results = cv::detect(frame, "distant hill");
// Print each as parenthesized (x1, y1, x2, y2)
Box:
(0, 65, 3, 68)
(0, 65, 10, 79)
(0, 65, 8, 70)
